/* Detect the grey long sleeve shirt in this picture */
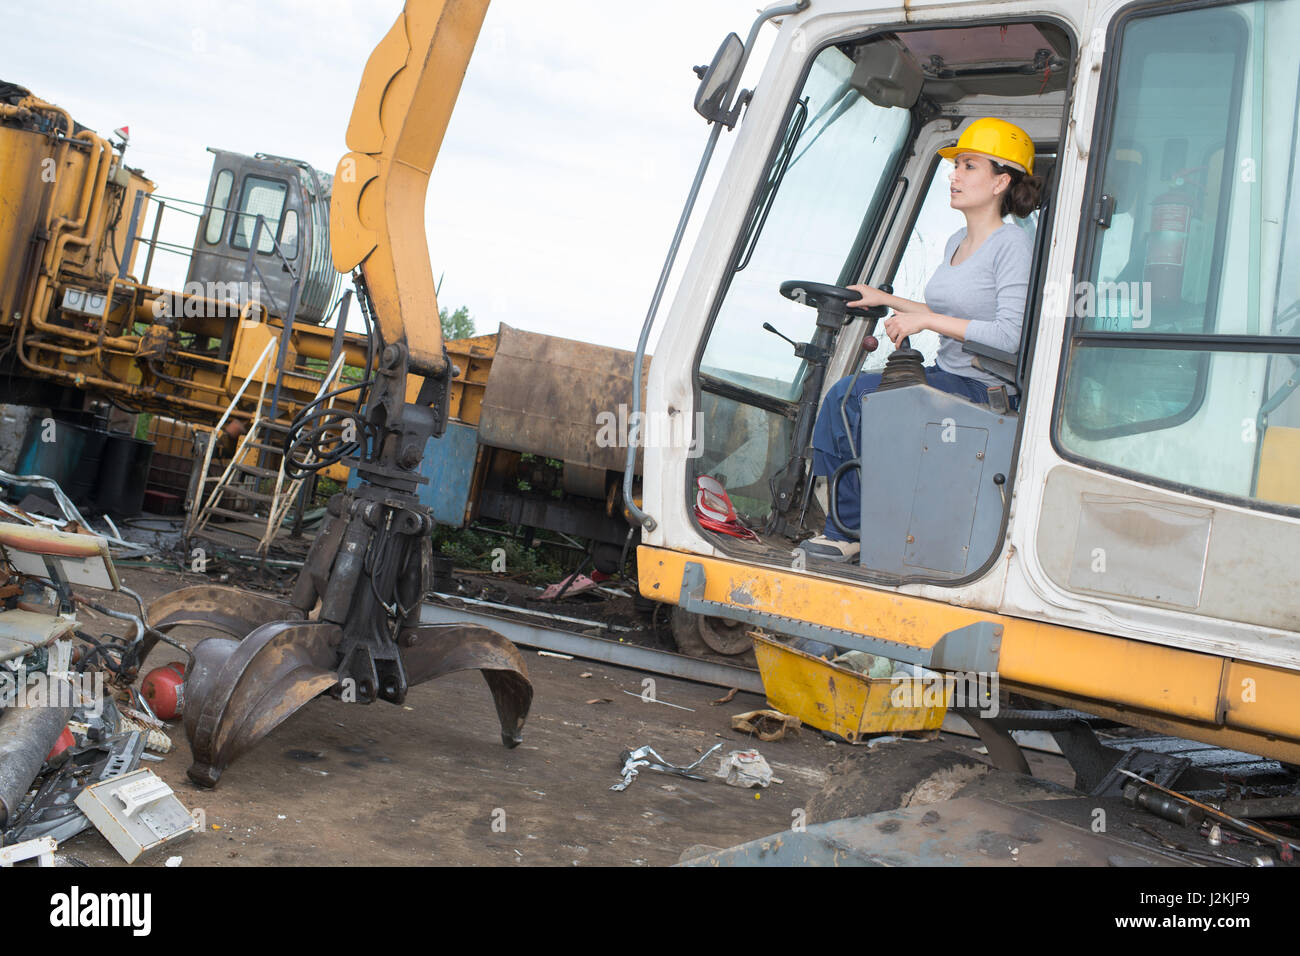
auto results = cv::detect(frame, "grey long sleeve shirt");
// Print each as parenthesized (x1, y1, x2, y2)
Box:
(925, 223, 1034, 388)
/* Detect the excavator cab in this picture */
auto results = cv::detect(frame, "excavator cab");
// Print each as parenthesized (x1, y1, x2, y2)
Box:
(633, 0, 1300, 770)
(690, 20, 1071, 585)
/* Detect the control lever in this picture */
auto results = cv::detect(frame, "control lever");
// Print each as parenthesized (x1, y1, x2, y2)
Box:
(762, 322, 801, 352)
(837, 331, 882, 462)
(763, 321, 839, 368)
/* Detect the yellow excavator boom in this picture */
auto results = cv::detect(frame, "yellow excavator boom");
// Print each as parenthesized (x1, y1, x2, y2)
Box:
(330, 0, 491, 377)
(139, 0, 535, 789)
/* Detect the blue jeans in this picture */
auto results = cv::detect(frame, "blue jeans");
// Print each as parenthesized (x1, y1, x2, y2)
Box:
(810, 366, 992, 542)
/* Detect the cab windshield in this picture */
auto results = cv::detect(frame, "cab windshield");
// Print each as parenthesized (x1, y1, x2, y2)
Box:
(699, 43, 910, 402)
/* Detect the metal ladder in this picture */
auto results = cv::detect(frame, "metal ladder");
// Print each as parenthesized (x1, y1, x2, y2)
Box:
(185, 337, 281, 542)
(186, 340, 348, 554)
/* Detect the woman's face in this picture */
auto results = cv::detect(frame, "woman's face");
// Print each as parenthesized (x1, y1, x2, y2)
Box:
(949, 153, 1010, 213)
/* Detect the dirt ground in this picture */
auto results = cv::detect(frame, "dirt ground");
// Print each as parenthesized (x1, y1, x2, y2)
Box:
(39, 562, 1086, 867)
(51, 565, 850, 866)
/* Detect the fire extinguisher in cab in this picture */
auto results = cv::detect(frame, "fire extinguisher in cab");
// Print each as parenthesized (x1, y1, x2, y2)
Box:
(1145, 168, 1203, 305)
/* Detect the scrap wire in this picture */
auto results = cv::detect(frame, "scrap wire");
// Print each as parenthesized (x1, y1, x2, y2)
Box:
(611, 743, 723, 792)
(1119, 769, 1299, 862)
(620, 689, 694, 712)
(72, 591, 192, 676)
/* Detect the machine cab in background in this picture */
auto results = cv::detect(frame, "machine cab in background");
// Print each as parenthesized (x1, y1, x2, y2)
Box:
(188, 149, 341, 327)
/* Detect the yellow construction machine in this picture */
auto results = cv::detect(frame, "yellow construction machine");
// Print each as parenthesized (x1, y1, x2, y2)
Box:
(623, 0, 1300, 790)
(0, 85, 373, 426)
(8, 0, 1300, 813)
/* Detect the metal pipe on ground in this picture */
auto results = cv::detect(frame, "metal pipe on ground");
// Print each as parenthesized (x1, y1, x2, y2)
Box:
(420, 599, 765, 694)
(0, 704, 74, 828)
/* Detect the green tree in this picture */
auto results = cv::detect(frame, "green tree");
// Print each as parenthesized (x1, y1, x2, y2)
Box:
(439, 304, 475, 341)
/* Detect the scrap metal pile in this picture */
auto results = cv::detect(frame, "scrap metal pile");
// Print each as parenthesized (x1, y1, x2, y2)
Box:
(0, 484, 198, 864)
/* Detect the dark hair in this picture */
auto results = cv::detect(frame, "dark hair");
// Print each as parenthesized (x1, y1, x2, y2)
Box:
(991, 160, 1044, 218)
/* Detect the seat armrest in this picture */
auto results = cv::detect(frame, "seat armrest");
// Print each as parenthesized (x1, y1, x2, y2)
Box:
(962, 340, 1018, 387)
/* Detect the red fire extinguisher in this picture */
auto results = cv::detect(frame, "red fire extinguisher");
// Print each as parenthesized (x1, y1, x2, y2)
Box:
(141, 661, 187, 720)
(1145, 168, 1203, 305)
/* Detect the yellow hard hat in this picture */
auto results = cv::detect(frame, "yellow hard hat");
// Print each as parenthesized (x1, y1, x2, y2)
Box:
(938, 117, 1035, 176)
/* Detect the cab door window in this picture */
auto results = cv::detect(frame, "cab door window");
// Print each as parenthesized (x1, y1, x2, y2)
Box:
(204, 169, 234, 245)
(883, 157, 1044, 375)
(1057, 0, 1300, 509)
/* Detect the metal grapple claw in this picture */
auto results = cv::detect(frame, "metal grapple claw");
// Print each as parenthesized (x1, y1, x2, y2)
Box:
(183, 620, 341, 788)
(142, 586, 534, 787)
(399, 625, 533, 747)
(144, 585, 306, 654)
(143, 237, 537, 785)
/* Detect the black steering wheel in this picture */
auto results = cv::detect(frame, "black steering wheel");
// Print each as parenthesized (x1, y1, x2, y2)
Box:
(779, 279, 888, 320)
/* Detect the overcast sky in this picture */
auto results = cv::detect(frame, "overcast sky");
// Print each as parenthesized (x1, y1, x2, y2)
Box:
(1, 0, 775, 351)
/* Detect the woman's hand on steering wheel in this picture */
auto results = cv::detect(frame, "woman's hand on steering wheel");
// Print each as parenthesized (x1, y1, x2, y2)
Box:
(883, 311, 931, 346)
(845, 284, 891, 309)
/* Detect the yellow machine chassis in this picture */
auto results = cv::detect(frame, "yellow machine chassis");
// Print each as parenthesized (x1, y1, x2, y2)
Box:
(639, 547, 1300, 765)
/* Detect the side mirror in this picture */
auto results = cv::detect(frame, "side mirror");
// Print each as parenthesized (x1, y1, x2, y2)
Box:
(693, 33, 744, 124)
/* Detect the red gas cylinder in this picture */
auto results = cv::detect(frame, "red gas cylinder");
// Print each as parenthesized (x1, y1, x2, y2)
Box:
(141, 661, 187, 720)
(46, 726, 76, 762)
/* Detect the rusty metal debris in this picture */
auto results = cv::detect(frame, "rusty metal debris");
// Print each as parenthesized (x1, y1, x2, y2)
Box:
(1127, 822, 1247, 867)
(730, 709, 801, 741)
(422, 599, 763, 693)
(1219, 794, 1300, 819)
(0, 470, 153, 557)
(3, 731, 145, 846)
(0, 701, 75, 828)
(1120, 769, 1300, 862)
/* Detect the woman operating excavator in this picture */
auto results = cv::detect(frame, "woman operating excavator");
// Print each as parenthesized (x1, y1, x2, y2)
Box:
(799, 117, 1044, 562)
